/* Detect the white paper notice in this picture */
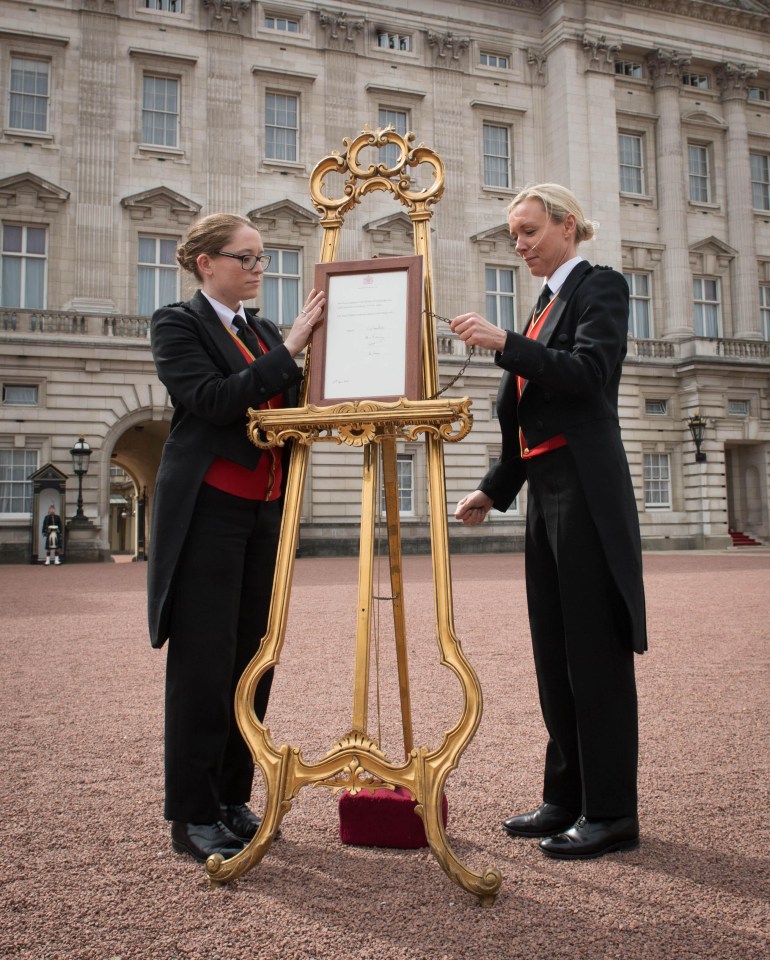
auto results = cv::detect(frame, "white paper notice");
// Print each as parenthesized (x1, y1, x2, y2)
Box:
(323, 269, 408, 399)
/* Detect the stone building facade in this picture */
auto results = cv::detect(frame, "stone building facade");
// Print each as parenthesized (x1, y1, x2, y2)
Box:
(1, 0, 769, 562)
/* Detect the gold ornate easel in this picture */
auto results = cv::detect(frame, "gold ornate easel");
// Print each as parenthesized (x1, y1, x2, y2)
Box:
(205, 128, 502, 906)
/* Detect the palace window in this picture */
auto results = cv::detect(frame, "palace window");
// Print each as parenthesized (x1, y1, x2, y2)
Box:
(144, 0, 183, 10)
(137, 236, 178, 316)
(9, 57, 49, 132)
(378, 108, 408, 167)
(265, 93, 298, 162)
(263, 248, 300, 325)
(1, 224, 47, 309)
(682, 74, 709, 89)
(265, 14, 299, 32)
(643, 453, 671, 509)
(624, 272, 652, 338)
(645, 399, 668, 416)
(619, 134, 644, 195)
(693, 277, 721, 337)
(377, 33, 411, 52)
(727, 399, 750, 417)
(2, 384, 38, 405)
(380, 453, 415, 516)
(480, 52, 509, 69)
(141, 75, 179, 147)
(485, 266, 516, 331)
(0, 449, 38, 514)
(760, 285, 770, 339)
(615, 61, 643, 78)
(750, 153, 770, 210)
(482, 123, 510, 189)
(748, 86, 769, 101)
(688, 144, 712, 203)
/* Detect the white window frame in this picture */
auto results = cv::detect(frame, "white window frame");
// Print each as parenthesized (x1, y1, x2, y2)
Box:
(643, 452, 672, 510)
(380, 452, 415, 517)
(693, 276, 721, 337)
(688, 143, 712, 204)
(2, 383, 39, 405)
(485, 265, 516, 332)
(615, 61, 643, 78)
(378, 107, 408, 168)
(265, 13, 300, 32)
(619, 133, 645, 195)
(682, 73, 709, 89)
(141, 73, 180, 148)
(1, 223, 47, 309)
(760, 284, 770, 340)
(0, 448, 38, 515)
(377, 32, 412, 52)
(263, 247, 301, 325)
(137, 235, 179, 316)
(8, 57, 50, 133)
(748, 86, 769, 102)
(482, 123, 511, 189)
(265, 91, 299, 163)
(750, 153, 770, 211)
(644, 399, 668, 416)
(624, 271, 652, 338)
(480, 52, 509, 69)
(144, 0, 183, 10)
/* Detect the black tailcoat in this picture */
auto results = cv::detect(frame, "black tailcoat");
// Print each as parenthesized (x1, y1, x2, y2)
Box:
(148, 290, 301, 649)
(478, 262, 647, 654)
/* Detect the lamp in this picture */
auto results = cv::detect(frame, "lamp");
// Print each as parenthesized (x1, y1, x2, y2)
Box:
(686, 413, 708, 463)
(69, 436, 92, 519)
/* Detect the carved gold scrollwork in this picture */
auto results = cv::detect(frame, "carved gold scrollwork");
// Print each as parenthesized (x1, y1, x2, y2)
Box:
(247, 398, 473, 449)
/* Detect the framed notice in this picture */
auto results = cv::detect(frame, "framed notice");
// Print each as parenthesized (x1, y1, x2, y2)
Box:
(309, 255, 423, 405)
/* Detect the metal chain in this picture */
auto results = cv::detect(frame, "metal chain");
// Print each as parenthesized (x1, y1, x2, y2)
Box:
(426, 313, 475, 400)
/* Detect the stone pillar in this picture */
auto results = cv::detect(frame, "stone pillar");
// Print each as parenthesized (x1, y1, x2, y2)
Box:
(72, 7, 118, 313)
(717, 62, 762, 339)
(206, 31, 245, 213)
(647, 49, 692, 338)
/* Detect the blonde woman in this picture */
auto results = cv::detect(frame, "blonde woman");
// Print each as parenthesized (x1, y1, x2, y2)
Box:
(451, 184, 646, 861)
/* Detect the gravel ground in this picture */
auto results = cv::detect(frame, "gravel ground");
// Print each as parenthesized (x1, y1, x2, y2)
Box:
(1, 550, 769, 960)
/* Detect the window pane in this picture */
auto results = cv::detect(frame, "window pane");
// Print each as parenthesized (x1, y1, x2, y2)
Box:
(2, 225, 22, 254)
(23, 258, 45, 309)
(1, 258, 22, 307)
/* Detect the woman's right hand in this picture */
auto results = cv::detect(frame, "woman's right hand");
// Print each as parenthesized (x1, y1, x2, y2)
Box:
(283, 288, 326, 357)
(455, 490, 493, 525)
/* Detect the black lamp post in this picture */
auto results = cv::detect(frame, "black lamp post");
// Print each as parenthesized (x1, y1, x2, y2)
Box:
(686, 414, 708, 463)
(69, 436, 92, 520)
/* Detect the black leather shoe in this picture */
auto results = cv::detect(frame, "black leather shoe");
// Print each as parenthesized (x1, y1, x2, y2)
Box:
(539, 815, 639, 860)
(502, 803, 579, 838)
(219, 803, 281, 842)
(170, 820, 245, 863)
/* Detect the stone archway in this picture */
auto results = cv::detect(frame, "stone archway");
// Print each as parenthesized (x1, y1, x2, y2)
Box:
(102, 413, 170, 560)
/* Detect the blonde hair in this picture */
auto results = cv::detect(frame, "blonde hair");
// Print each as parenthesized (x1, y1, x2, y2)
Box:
(508, 183, 596, 243)
(176, 213, 257, 280)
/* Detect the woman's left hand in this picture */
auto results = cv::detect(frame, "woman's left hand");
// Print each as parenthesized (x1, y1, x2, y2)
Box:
(283, 288, 326, 357)
(449, 312, 508, 352)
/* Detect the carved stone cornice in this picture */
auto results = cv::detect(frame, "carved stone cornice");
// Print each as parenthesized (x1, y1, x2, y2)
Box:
(426, 31, 470, 68)
(79, 0, 117, 14)
(616, 0, 770, 34)
(582, 33, 621, 74)
(318, 9, 364, 47)
(202, 0, 251, 35)
(716, 61, 759, 101)
(647, 48, 691, 90)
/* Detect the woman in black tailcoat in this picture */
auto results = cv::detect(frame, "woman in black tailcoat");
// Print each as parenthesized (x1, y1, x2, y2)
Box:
(148, 212, 325, 863)
(450, 184, 646, 861)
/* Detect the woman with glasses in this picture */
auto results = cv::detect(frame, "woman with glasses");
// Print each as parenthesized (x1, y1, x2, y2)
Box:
(148, 212, 325, 864)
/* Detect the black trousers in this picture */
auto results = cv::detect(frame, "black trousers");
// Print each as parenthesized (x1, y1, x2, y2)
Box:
(524, 447, 638, 819)
(164, 483, 280, 822)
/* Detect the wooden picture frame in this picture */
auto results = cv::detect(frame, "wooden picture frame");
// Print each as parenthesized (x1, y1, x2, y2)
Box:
(308, 255, 423, 406)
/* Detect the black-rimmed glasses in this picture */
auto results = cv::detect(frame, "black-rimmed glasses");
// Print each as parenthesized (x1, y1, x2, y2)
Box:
(217, 251, 272, 271)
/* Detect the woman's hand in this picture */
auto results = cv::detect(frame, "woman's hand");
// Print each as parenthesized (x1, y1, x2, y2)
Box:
(449, 312, 507, 352)
(455, 490, 493, 526)
(283, 288, 326, 357)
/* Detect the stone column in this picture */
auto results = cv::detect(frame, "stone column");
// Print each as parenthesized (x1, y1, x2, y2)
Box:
(72, 6, 118, 312)
(203, 1, 252, 213)
(647, 49, 692, 338)
(717, 62, 762, 339)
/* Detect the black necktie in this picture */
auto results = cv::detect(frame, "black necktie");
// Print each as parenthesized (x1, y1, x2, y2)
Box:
(232, 314, 262, 355)
(534, 284, 552, 317)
